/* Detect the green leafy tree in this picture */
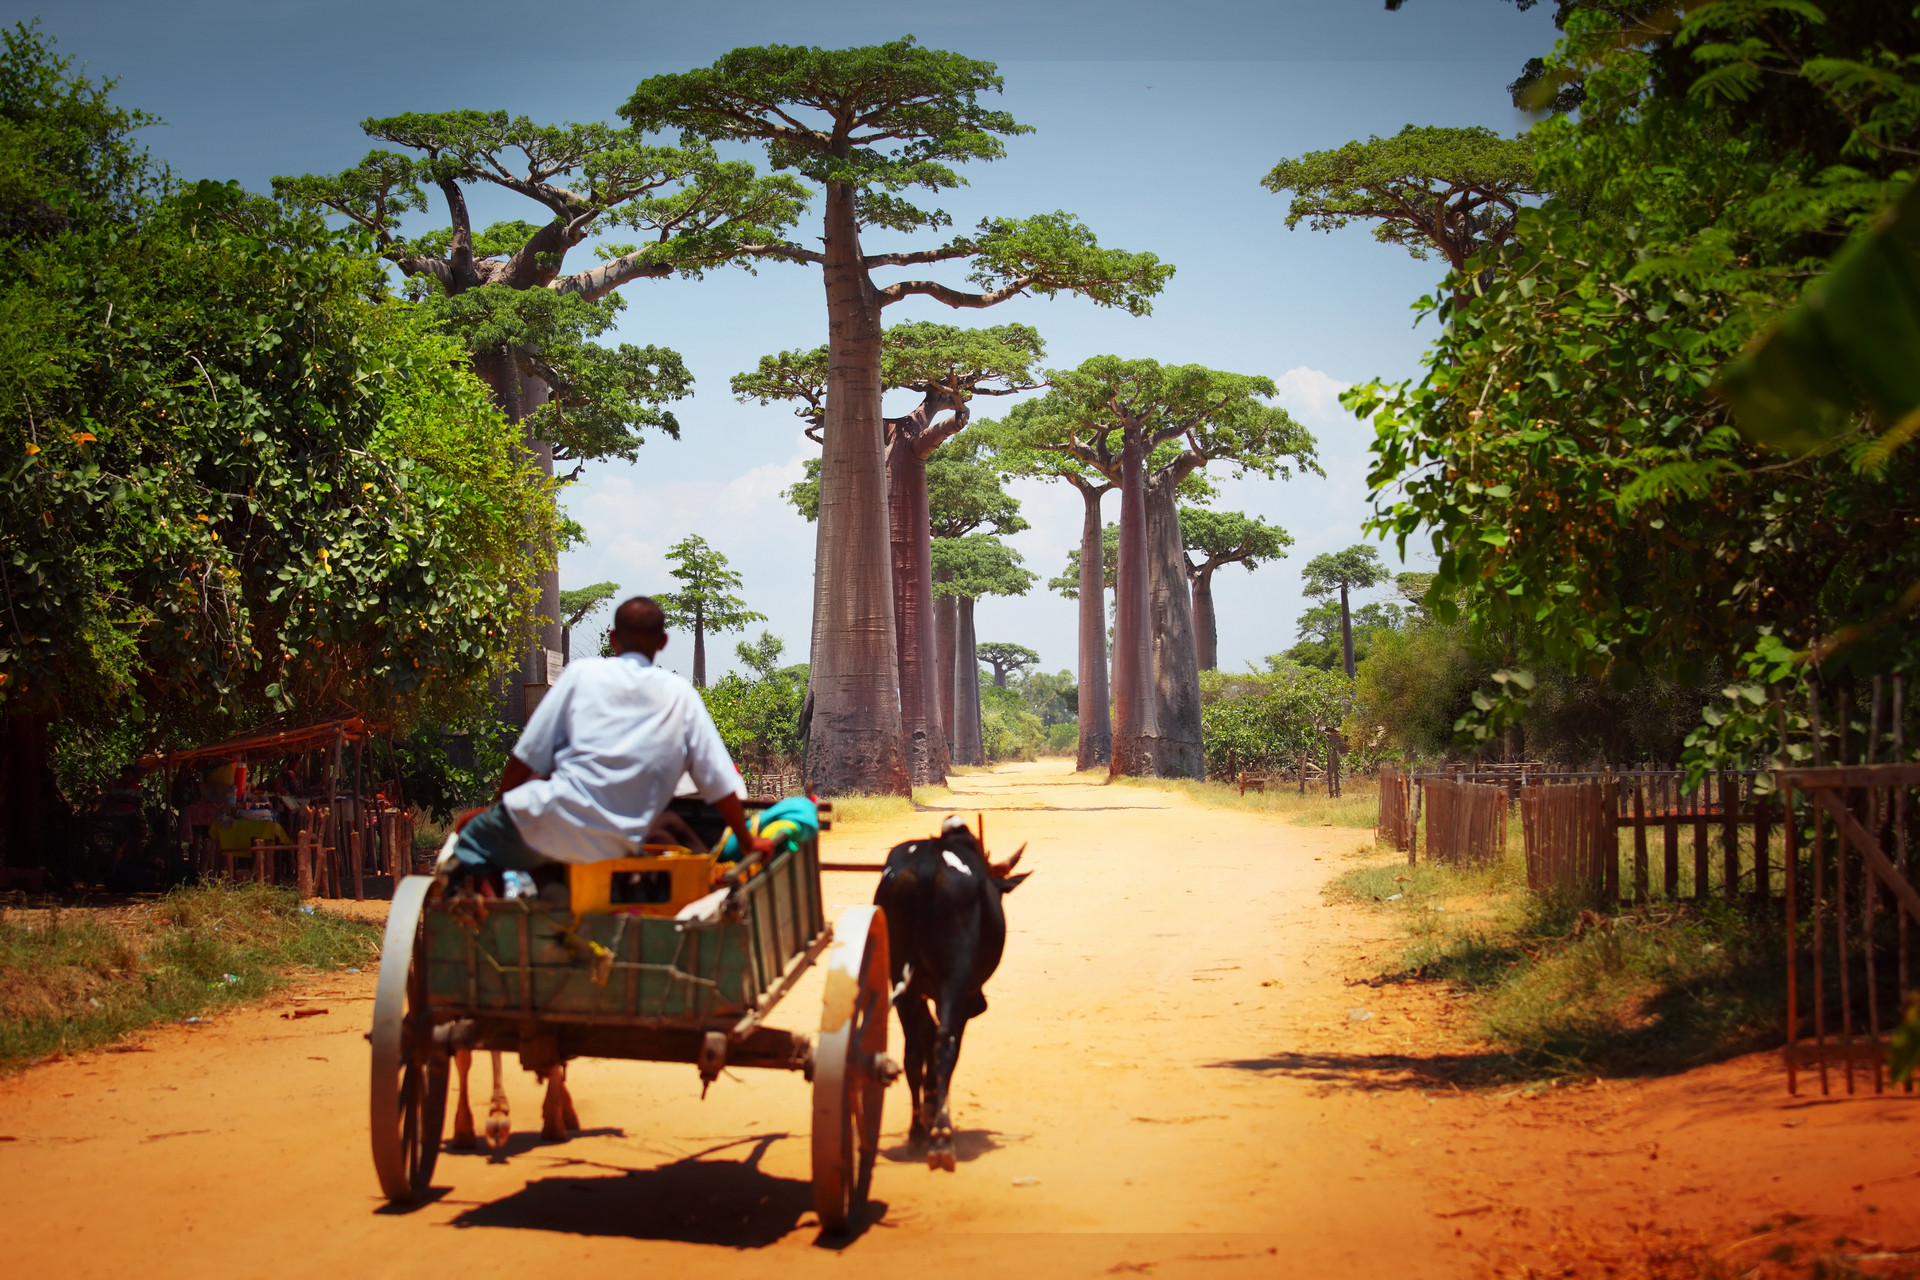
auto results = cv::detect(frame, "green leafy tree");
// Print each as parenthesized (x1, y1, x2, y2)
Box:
(1347, 0, 1920, 764)
(0, 26, 550, 872)
(557, 581, 619, 663)
(740, 321, 1045, 784)
(977, 642, 1041, 688)
(1179, 508, 1292, 671)
(625, 37, 1171, 795)
(992, 358, 1317, 778)
(274, 101, 806, 720)
(1285, 600, 1405, 672)
(701, 631, 807, 773)
(1301, 545, 1392, 678)
(658, 535, 764, 688)
(933, 535, 1036, 766)
(1261, 125, 1542, 274)
(1049, 522, 1118, 599)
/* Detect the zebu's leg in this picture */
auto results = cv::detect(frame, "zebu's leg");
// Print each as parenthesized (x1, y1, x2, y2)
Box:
(450, 1047, 477, 1149)
(924, 976, 974, 1172)
(896, 994, 936, 1148)
(539, 1062, 576, 1141)
(484, 1049, 510, 1150)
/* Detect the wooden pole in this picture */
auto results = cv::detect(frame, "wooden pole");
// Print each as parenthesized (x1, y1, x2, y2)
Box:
(296, 829, 314, 898)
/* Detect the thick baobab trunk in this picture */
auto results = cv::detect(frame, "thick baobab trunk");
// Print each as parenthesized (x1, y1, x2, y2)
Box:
(1192, 565, 1219, 672)
(934, 576, 958, 752)
(804, 180, 908, 795)
(474, 346, 558, 725)
(1339, 581, 1355, 679)
(887, 400, 963, 786)
(1110, 430, 1157, 777)
(691, 602, 707, 689)
(1145, 474, 1205, 779)
(951, 596, 984, 767)
(1073, 481, 1113, 771)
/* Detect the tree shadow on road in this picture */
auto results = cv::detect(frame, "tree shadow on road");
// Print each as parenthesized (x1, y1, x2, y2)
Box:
(445, 1132, 888, 1248)
(1205, 1050, 1526, 1090)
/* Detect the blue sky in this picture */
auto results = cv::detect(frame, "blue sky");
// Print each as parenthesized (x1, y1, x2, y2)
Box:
(16, 0, 1560, 682)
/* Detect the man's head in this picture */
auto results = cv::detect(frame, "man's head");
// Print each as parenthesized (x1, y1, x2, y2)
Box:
(609, 595, 669, 658)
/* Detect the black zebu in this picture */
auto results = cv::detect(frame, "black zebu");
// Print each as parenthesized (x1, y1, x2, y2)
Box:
(873, 815, 1028, 1170)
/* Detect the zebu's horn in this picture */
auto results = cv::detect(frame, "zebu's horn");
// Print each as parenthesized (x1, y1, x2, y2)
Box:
(991, 843, 1026, 878)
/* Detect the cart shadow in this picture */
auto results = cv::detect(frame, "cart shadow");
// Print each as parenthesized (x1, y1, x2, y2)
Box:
(879, 1127, 1009, 1165)
(445, 1133, 886, 1248)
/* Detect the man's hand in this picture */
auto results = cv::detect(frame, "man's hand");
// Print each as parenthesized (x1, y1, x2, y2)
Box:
(496, 754, 542, 802)
(714, 794, 775, 861)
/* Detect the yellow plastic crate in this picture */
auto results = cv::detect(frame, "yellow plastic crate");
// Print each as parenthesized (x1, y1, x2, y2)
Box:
(569, 845, 717, 917)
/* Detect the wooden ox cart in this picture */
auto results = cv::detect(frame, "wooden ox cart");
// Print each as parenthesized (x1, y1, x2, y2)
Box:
(368, 799, 897, 1232)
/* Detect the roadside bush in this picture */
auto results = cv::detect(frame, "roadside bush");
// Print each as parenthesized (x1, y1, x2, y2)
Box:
(980, 685, 1044, 762)
(1200, 666, 1361, 775)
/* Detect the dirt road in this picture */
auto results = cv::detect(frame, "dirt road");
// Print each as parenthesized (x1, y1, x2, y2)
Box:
(3, 761, 1915, 1278)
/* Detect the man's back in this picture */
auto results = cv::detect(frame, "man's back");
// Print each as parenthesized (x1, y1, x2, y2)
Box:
(504, 651, 742, 864)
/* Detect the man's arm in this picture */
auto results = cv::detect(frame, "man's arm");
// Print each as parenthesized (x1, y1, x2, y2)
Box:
(495, 753, 544, 801)
(715, 794, 776, 860)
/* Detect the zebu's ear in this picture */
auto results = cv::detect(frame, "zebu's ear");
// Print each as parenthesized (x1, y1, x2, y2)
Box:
(995, 871, 1031, 893)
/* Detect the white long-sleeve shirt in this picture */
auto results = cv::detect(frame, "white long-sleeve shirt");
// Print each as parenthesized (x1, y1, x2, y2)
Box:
(502, 651, 744, 864)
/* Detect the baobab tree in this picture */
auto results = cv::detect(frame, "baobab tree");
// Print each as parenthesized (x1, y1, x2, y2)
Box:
(977, 642, 1041, 688)
(1261, 125, 1541, 274)
(658, 535, 764, 688)
(1179, 509, 1292, 671)
(995, 359, 1317, 778)
(934, 535, 1035, 767)
(557, 581, 619, 664)
(987, 432, 1116, 770)
(276, 113, 806, 719)
(1302, 544, 1392, 678)
(782, 429, 1026, 764)
(625, 38, 1171, 794)
(736, 322, 1045, 783)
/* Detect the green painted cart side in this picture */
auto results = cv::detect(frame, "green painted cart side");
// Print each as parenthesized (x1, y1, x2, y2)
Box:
(421, 835, 827, 1025)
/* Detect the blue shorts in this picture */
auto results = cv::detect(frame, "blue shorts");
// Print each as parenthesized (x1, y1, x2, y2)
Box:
(450, 802, 547, 871)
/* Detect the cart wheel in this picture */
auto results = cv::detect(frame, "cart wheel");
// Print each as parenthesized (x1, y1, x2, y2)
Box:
(371, 875, 448, 1204)
(811, 905, 891, 1233)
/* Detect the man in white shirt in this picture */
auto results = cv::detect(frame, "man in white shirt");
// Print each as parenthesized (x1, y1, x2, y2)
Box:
(450, 596, 774, 871)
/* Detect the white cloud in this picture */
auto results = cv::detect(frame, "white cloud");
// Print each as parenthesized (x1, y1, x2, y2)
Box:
(1272, 365, 1356, 425)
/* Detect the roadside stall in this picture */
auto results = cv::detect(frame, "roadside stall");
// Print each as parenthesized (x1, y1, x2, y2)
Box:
(138, 713, 413, 900)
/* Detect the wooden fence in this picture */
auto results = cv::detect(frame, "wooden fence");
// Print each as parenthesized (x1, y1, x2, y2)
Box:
(1779, 763, 1920, 1096)
(1377, 765, 1414, 852)
(1420, 778, 1508, 867)
(1519, 781, 1611, 902)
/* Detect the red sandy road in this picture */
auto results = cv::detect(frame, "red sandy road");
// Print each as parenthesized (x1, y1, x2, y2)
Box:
(1, 761, 1916, 1279)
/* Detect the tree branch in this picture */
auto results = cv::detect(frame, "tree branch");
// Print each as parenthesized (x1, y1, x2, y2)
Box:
(876, 277, 1032, 309)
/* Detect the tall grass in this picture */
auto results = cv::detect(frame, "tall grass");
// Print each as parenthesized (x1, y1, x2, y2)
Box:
(0, 883, 382, 1070)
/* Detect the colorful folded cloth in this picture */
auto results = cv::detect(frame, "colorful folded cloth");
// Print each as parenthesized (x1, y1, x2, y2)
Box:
(713, 797, 820, 863)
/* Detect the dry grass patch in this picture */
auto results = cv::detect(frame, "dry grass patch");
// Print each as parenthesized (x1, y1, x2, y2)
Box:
(0, 882, 383, 1071)
(1106, 773, 1381, 827)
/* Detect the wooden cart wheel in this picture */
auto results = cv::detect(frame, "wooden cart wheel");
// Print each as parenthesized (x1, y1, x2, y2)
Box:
(370, 875, 448, 1203)
(811, 905, 891, 1233)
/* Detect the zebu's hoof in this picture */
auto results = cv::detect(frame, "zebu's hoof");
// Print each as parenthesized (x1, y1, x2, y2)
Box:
(927, 1125, 956, 1171)
(484, 1106, 511, 1151)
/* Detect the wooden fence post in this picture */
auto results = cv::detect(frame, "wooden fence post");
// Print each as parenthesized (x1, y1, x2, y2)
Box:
(296, 829, 314, 898)
(349, 828, 364, 901)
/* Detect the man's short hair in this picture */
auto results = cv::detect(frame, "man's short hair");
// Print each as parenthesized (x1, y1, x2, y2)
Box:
(612, 596, 666, 641)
